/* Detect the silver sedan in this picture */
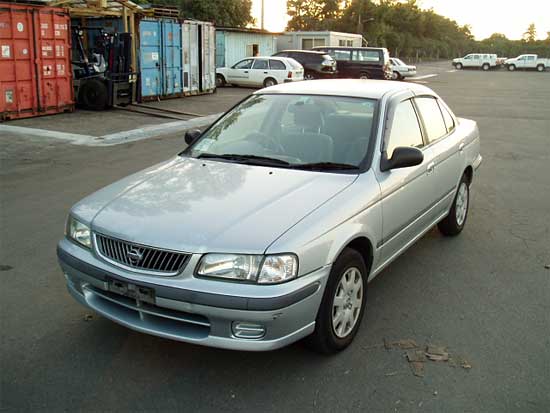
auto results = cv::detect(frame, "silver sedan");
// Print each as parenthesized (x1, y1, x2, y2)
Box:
(58, 79, 482, 353)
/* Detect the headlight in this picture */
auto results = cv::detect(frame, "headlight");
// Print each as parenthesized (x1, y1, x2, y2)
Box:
(66, 215, 91, 248)
(196, 253, 298, 284)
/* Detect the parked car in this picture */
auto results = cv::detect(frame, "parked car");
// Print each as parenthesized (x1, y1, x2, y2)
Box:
(389, 57, 417, 80)
(504, 54, 549, 72)
(216, 56, 304, 88)
(272, 50, 337, 79)
(452, 53, 499, 70)
(58, 79, 482, 353)
(313, 46, 392, 80)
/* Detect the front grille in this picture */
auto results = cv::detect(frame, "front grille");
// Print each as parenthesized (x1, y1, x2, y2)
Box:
(95, 233, 190, 275)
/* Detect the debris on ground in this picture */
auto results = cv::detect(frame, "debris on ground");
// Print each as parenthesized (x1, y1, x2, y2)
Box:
(425, 344, 450, 361)
(83, 314, 93, 321)
(406, 350, 426, 377)
(384, 338, 418, 350)
(544, 264, 550, 269)
(0, 265, 13, 271)
(385, 371, 398, 376)
(433, 390, 438, 396)
(461, 359, 472, 370)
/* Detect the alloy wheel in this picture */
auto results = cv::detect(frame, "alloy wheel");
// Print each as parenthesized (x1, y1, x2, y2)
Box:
(455, 182, 469, 226)
(332, 267, 363, 338)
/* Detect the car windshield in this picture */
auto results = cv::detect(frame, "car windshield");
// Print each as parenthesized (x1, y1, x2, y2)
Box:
(184, 94, 377, 171)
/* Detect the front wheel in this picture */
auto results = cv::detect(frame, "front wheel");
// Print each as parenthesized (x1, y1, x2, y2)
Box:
(438, 175, 470, 236)
(508, 64, 516, 71)
(306, 248, 368, 354)
(455, 63, 463, 70)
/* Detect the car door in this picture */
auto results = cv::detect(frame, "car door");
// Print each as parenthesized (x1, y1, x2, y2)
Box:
(515, 55, 526, 68)
(525, 55, 536, 68)
(249, 58, 270, 86)
(376, 98, 438, 264)
(226, 58, 254, 85)
(269, 58, 287, 83)
(413, 96, 464, 216)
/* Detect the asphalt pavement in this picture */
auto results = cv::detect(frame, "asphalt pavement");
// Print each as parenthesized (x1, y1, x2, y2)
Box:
(1, 61, 549, 412)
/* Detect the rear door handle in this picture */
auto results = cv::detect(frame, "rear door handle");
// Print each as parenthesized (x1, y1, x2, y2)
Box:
(426, 162, 435, 174)
(244, 70, 249, 73)
(263, 71, 268, 74)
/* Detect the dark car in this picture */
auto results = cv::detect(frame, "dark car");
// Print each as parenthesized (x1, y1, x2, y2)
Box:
(313, 46, 392, 80)
(273, 50, 337, 80)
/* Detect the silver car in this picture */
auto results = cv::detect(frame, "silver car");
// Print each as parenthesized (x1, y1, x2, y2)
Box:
(58, 79, 482, 353)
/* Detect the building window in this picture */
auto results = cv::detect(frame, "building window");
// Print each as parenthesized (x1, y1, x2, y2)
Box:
(302, 38, 326, 50)
(246, 44, 259, 57)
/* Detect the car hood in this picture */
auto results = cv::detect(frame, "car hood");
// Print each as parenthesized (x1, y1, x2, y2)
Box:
(84, 157, 357, 254)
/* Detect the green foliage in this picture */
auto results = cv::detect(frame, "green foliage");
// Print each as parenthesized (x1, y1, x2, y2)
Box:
(286, 0, 550, 61)
(522, 23, 537, 43)
(148, 0, 254, 27)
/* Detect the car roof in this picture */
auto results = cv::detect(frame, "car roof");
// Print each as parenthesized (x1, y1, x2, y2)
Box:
(255, 79, 433, 100)
(313, 46, 386, 51)
(277, 50, 325, 54)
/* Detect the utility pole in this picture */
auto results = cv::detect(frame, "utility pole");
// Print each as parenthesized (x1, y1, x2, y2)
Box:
(261, 0, 265, 30)
(356, 0, 363, 34)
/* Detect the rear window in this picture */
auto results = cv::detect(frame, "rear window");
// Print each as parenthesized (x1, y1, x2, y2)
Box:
(414, 97, 448, 142)
(286, 58, 302, 69)
(269, 59, 286, 70)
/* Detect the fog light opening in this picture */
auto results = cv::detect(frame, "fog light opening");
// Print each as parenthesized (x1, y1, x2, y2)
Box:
(232, 322, 266, 339)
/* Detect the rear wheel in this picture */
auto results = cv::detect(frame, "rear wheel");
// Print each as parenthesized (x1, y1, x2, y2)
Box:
(438, 174, 470, 236)
(391, 71, 402, 80)
(79, 78, 108, 110)
(455, 62, 463, 70)
(216, 74, 226, 87)
(508, 64, 516, 71)
(263, 77, 277, 87)
(482, 63, 490, 71)
(537, 64, 545, 72)
(359, 72, 369, 79)
(306, 248, 368, 354)
(304, 72, 316, 80)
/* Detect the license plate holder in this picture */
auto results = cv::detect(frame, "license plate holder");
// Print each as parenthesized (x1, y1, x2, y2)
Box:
(108, 279, 156, 304)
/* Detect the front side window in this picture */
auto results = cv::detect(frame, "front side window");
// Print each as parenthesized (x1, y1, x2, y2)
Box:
(185, 94, 377, 169)
(414, 97, 448, 142)
(386, 100, 424, 157)
(252, 59, 269, 70)
(329, 49, 351, 61)
(233, 59, 253, 69)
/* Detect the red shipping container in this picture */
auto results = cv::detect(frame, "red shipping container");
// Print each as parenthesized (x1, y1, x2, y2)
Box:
(0, 3, 74, 121)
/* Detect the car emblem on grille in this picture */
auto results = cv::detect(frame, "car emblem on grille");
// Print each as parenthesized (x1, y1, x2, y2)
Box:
(127, 247, 144, 265)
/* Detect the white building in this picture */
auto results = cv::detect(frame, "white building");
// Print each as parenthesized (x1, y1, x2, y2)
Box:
(277, 31, 363, 51)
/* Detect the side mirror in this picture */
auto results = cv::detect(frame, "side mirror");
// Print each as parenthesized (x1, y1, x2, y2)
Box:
(380, 146, 424, 172)
(185, 129, 202, 145)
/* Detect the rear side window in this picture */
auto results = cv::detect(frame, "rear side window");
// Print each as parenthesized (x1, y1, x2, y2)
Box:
(252, 59, 269, 70)
(414, 97, 448, 142)
(386, 100, 424, 157)
(269, 59, 286, 70)
(328, 49, 351, 61)
(352, 50, 381, 62)
(438, 100, 455, 132)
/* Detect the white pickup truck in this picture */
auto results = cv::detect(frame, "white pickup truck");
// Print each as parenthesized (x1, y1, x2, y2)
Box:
(452, 53, 498, 71)
(504, 55, 549, 72)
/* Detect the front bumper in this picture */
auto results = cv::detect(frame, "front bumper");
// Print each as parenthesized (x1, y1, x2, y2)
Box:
(57, 238, 329, 351)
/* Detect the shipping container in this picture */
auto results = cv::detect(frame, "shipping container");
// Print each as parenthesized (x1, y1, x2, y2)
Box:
(0, 3, 74, 121)
(182, 20, 199, 94)
(199, 21, 215, 92)
(138, 18, 182, 99)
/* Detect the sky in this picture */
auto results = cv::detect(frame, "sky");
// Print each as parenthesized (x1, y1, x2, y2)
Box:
(251, 0, 550, 40)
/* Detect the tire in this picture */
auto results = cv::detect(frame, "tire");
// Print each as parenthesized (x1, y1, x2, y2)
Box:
(508, 64, 516, 71)
(304, 72, 316, 80)
(216, 74, 226, 87)
(391, 71, 401, 80)
(537, 64, 545, 72)
(306, 248, 368, 354)
(438, 174, 470, 236)
(79, 78, 108, 110)
(455, 63, 463, 70)
(359, 73, 369, 79)
(263, 77, 277, 88)
(482, 63, 490, 71)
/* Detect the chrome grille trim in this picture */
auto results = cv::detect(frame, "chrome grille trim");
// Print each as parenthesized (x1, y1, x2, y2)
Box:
(93, 233, 190, 276)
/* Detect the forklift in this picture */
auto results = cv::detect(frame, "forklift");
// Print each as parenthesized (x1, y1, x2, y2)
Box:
(71, 26, 136, 110)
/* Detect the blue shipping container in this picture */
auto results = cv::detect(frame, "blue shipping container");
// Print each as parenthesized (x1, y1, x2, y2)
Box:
(139, 19, 182, 98)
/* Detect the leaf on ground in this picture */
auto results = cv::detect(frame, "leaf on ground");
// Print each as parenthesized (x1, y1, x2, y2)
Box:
(83, 314, 93, 321)
(410, 361, 425, 377)
(461, 360, 472, 369)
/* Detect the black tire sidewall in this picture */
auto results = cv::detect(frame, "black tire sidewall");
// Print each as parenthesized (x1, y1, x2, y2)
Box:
(216, 74, 226, 87)
(81, 79, 107, 110)
(439, 175, 470, 236)
(313, 248, 368, 353)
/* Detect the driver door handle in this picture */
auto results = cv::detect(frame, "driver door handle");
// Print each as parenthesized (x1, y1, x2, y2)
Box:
(458, 142, 465, 153)
(244, 70, 249, 73)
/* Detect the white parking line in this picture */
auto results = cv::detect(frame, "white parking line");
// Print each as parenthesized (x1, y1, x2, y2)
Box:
(447, 70, 457, 73)
(410, 74, 439, 80)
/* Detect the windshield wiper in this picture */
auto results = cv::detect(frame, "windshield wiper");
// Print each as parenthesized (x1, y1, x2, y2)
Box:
(197, 153, 291, 167)
(291, 162, 360, 171)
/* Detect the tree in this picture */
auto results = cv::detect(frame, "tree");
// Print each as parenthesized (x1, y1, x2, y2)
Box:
(523, 23, 537, 42)
(150, 0, 254, 27)
(287, 0, 343, 31)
